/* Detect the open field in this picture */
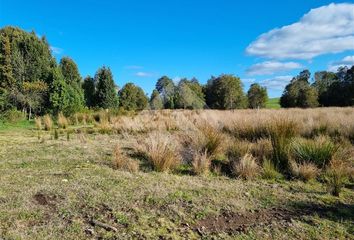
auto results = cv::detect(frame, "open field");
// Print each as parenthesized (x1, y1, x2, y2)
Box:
(266, 98, 280, 109)
(0, 108, 353, 239)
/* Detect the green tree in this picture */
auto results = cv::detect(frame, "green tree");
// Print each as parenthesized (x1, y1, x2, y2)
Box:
(119, 82, 148, 111)
(313, 71, 338, 106)
(247, 83, 268, 109)
(59, 57, 84, 110)
(149, 89, 163, 110)
(0, 33, 15, 91)
(280, 70, 318, 108)
(94, 67, 119, 109)
(82, 76, 96, 107)
(155, 76, 175, 109)
(175, 78, 205, 109)
(205, 74, 246, 109)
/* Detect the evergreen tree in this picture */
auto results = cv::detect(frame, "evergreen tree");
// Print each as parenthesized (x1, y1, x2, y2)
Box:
(94, 67, 119, 109)
(175, 78, 205, 109)
(0, 33, 15, 91)
(247, 83, 268, 109)
(119, 82, 148, 111)
(82, 76, 96, 107)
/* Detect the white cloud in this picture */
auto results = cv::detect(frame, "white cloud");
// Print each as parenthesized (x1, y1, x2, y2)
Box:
(328, 55, 354, 72)
(50, 46, 63, 55)
(135, 71, 154, 77)
(246, 3, 354, 59)
(246, 61, 302, 75)
(259, 75, 293, 90)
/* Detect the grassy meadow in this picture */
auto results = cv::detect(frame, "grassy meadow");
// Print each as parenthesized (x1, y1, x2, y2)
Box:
(0, 108, 353, 239)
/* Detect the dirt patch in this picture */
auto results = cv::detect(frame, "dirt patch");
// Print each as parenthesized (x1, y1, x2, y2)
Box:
(195, 208, 298, 235)
(33, 191, 61, 208)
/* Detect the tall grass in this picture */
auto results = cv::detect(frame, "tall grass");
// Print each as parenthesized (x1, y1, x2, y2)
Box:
(137, 133, 181, 172)
(290, 161, 319, 182)
(57, 112, 69, 129)
(262, 158, 282, 180)
(268, 118, 298, 174)
(192, 150, 211, 176)
(113, 145, 139, 173)
(290, 136, 337, 169)
(43, 114, 53, 131)
(230, 153, 260, 180)
(35, 117, 42, 130)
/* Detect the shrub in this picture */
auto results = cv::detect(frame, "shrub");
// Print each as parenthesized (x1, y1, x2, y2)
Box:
(291, 161, 319, 182)
(1, 109, 25, 123)
(57, 112, 69, 129)
(113, 145, 139, 173)
(290, 136, 337, 169)
(230, 153, 260, 180)
(35, 117, 42, 130)
(43, 114, 53, 131)
(262, 158, 282, 180)
(192, 150, 211, 176)
(137, 133, 181, 172)
(268, 118, 298, 174)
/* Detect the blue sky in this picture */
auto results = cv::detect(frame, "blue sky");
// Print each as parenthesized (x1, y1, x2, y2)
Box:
(1, 0, 354, 97)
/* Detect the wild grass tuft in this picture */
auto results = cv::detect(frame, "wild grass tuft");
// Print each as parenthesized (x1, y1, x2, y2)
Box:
(192, 150, 211, 176)
(230, 153, 260, 180)
(35, 117, 42, 130)
(137, 133, 181, 172)
(262, 158, 282, 180)
(58, 112, 69, 129)
(290, 136, 337, 169)
(43, 114, 53, 131)
(268, 118, 298, 174)
(113, 145, 139, 173)
(291, 161, 319, 182)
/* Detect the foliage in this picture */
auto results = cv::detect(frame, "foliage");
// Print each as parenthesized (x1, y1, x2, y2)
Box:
(205, 74, 247, 109)
(0, 108, 25, 123)
(149, 89, 163, 110)
(230, 153, 260, 180)
(175, 78, 205, 109)
(262, 158, 282, 180)
(82, 76, 96, 107)
(291, 161, 319, 182)
(290, 136, 337, 169)
(247, 83, 268, 109)
(192, 150, 211, 176)
(119, 82, 148, 111)
(280, 70, 319, 108)
(155, 76, 175, 109)
(94, 67, 119, 109)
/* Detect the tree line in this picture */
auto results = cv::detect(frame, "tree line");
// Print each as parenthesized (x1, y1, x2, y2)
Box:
(0, 26, 353, 118)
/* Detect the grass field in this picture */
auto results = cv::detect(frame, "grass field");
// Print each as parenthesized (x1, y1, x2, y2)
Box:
(266, 98, 280, 109)
(0, 109, 353, 239)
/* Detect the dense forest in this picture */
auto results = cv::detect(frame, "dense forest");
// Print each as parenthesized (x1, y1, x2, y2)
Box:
(0, 26, 353, 119)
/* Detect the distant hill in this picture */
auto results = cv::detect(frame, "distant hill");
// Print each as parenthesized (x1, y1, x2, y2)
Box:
(266, 98, 280, 109)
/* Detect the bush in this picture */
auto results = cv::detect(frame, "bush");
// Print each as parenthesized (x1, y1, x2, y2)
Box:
(290, 136, 337, 169)
(43, 114, 53, 131)
(262, 158, 282, 180)
(192, 150, 211, 176)
(291, 161, 319, 182)
(230, 153, 260, 180)
(57, 112, 69, 129)
(137, 133, 181, 172)
(0, 109, 25, 123)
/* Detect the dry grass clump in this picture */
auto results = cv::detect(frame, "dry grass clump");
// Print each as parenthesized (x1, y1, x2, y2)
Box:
(192, 150, 211, 176)
(137, 133, 181, 172)
(43, 114, 53, 131)
(324, 149, 353, 197)
(193, 122, 225, 158)
(35, 117, 42, 130)
(291, 161, 319, 182)
(113, 145, 139, 173)
(57, 112, 69, 129)
(230, 153, 260, 180)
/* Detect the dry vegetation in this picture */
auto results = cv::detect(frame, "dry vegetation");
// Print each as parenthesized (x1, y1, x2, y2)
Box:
(0, 108, 353, 239)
